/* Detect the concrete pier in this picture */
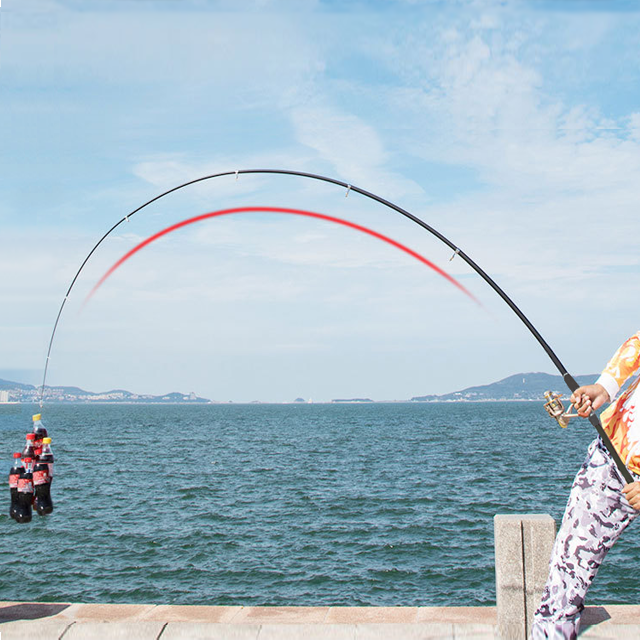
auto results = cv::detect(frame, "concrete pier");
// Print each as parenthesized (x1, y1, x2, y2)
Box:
(1, 602, 640, 639)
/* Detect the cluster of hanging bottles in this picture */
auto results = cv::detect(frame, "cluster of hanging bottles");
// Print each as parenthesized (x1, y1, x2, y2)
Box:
(8, 414, 55, 523)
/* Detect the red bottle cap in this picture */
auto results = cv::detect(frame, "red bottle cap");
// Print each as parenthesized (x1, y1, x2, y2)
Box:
(13, 452, 21, 458)
(26, 433, 35, 441)
(23, 457, 33, 463)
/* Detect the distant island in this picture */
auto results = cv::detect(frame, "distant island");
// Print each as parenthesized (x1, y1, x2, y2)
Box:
(0, 378, 211, 404)
(410, 372, 598, 402)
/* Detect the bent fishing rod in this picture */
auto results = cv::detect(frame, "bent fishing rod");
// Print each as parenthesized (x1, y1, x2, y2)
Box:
(39, 168, 634, 483)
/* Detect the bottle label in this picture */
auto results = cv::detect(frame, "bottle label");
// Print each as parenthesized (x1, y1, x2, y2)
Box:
(33, 469, 49, 486)
(9, 474, 19, 489)
(18, 478, 33, 493)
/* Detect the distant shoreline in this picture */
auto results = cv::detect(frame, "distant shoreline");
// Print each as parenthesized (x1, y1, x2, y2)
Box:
(3, 398, 546, 406)
(1, 370, 585, 405)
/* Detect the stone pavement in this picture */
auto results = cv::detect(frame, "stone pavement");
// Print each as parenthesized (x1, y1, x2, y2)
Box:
(0, 602, 639, 639)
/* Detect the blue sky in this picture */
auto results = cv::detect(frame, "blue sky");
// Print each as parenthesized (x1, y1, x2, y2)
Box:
(2, 0, 640, 402)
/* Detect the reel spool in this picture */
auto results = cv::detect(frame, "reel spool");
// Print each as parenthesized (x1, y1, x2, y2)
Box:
(543, 391, 580, 428)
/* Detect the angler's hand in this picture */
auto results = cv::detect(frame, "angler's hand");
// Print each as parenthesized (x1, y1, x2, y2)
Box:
(623, 482, 640, 510)
(570, 384, 610, 417)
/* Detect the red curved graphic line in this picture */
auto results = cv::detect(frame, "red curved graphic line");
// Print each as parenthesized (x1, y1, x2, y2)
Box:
(85, 206, 481, 306)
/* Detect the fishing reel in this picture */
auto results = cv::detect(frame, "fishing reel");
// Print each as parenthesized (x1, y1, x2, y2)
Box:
(543, 391, 580, 428)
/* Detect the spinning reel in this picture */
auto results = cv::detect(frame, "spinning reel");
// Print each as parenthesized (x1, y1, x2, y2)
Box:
(543, 391, 581, 428)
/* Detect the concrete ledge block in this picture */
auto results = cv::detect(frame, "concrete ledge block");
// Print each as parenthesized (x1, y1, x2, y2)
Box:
(356, 622, 454, 639)
(523, 514, 556, 632)
(416, 606, 496, 625)
(259, 624, 356, 639)
(71, 603, 157, 621)
(325, 607, 418, 623)
(64, 621, 166, 639)
(141, 605, 242, 623)
(231, 606, 329, 624)
(161, 622, 261, 639)
(0, 619, 73, 639)
(494, 515, 526, 640)
(579, 624, 640, 639)
(452, 623, 497, 638)
(494, 514, 556, 640)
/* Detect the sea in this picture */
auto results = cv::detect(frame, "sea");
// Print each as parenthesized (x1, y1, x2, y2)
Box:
(1, 401, 640, 607)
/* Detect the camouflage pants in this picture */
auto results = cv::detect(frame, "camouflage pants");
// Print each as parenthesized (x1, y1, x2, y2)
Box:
(530, 438, 640, 639)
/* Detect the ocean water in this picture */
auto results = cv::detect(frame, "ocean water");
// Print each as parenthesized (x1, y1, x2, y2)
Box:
(1, 402, 639, 607)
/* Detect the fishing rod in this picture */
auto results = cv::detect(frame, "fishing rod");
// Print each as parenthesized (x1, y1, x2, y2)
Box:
(39, 168, 634, 483)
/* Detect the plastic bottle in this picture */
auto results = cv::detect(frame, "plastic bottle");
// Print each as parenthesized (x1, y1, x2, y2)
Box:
(40, 437, 54, 481)
(32, 413, 48, 457)
(9, 452, 22, 520)
(33, 455, 53, 516)
(16, 457, 34, 523)
(22, 433, 36, 463)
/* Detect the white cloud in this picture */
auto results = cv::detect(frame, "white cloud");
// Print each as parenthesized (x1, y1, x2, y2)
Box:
(376, 14, 640, 252)
(289, 105, 426, 200)
(291, 106, 386, 173)
(628, 113, 640, 141)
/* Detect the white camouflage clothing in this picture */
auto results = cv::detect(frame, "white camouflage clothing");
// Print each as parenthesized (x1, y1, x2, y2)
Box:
(530, 438, 640, 639)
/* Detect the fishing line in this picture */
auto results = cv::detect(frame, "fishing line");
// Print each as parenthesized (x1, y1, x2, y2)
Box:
(38, 168, 633, 482)
(83, 206, 480, 305)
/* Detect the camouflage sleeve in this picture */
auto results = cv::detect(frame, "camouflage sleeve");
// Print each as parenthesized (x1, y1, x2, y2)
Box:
(596, 332, 640, 402)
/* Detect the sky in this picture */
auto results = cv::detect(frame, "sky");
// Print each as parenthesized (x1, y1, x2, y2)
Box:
(1, 0, 640, 402)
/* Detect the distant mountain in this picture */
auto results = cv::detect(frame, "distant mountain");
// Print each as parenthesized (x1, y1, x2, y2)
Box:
(0, 378, 211, 404)
(0, 378, 35, 392)
(411, 372, 599, 402)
